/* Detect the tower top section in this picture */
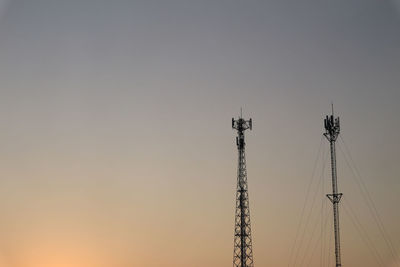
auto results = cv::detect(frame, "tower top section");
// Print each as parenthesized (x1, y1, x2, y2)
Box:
(324, 108, 340, 142)
(232, 117, 252, 133)
(232, 115, 252, 150)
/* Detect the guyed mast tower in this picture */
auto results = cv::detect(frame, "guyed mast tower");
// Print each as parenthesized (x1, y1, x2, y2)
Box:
(232, 114, 254, 267)
(324, 107, 343, 267)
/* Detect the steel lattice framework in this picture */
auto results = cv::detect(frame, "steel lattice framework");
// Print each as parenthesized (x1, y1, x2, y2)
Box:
(232, 115, 254, 267)
(324, 107, 343, 267)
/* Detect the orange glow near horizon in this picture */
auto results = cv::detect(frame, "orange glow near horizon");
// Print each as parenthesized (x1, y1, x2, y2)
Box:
(1, 232, 114, 267)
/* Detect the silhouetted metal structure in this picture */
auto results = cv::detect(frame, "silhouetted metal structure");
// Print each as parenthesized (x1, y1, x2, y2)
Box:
(232, 114, 254, 267)
(324, 107, 343, 267)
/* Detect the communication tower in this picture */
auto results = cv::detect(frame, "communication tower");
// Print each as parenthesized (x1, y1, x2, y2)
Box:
(232, 114, 254, 267)
(324, 106, 343, 267)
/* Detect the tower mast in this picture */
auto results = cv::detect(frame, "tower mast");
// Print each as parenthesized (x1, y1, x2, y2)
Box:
(324, 107, 343, 267)
(232, 114, 254, 267)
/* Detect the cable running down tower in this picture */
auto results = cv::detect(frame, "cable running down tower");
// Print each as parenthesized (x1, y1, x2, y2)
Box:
(232, 114, 254, 267)
(324, 107, 343, 267)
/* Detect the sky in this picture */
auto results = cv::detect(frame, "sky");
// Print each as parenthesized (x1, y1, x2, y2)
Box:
(0, 0, 399, 266)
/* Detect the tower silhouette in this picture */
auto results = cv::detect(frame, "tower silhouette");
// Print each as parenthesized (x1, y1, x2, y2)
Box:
(232, 115, 254, 267)
(324, 106, 343, 267)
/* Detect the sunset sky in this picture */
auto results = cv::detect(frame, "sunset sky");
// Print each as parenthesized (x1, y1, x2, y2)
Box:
(0, 0, 399, 266)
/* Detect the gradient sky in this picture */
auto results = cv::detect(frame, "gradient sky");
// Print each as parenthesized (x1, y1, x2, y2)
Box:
(0, 0, 399, 266)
